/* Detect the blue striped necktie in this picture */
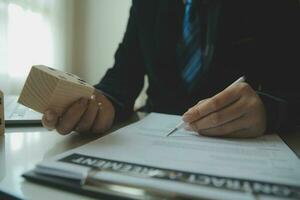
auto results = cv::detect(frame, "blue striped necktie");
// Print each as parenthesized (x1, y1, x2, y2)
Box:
(177, 0, 202, 90)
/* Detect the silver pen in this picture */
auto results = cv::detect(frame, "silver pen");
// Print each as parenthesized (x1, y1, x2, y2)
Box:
(166, 121, 186, 137)
(166, 76, 246, 137)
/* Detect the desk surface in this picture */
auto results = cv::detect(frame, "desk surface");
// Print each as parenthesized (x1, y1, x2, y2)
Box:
(0, 115, 299, 200)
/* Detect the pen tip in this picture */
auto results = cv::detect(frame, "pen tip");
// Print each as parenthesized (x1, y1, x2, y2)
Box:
(166, 128, 176, 137)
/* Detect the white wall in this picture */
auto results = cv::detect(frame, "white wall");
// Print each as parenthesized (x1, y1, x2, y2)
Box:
(72, 0, 131, 85)
(0, 0, 74, 95)
(72, 0, 147, 108)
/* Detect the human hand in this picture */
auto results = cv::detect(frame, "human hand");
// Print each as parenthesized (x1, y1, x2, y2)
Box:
(42, 89, 115, 135)
(182, 82, 267, 138)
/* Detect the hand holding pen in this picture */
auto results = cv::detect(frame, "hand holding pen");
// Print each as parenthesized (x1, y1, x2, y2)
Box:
(168, 76, 267, 138)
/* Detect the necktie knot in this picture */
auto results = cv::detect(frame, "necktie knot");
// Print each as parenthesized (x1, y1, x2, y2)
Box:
(185, 0, 192, 5)
(185, 0, 197, 23)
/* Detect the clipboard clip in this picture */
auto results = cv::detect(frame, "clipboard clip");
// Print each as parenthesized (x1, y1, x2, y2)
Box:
(80, 167, 203, 200)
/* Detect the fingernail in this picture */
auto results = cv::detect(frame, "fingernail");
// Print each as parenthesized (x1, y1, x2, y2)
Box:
(183, 108, 193, 116)
(79, 98, 88, 106)
(98, 102, 102, 107)
(184, 124, 193, 131)
(182, 116, 188, 122)
(45, 111, 54, 121)
(90, 95, 95, 100)
(182, 113, 193, 121)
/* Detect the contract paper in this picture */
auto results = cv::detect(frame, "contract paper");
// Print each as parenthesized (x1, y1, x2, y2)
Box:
(35, 113, 300, 200)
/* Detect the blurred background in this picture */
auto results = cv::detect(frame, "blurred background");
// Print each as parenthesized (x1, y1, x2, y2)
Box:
(0, 0, 146, 107)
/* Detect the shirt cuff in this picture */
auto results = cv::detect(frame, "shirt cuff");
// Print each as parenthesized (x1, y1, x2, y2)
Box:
(94, 84, 132, 123)
(257, 91, 288, 133)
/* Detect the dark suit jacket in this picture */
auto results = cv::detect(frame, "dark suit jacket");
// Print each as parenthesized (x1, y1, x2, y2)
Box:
(95, 0, 300, 132)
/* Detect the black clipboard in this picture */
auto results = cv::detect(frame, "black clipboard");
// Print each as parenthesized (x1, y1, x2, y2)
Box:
(23, 170, 134, 200)
(22, 170, 200, 200)
(24, 170, 162, 200)
(22, 152, 300, 200)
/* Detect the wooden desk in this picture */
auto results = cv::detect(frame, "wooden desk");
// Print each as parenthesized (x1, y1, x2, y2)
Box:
(0, 114, 299, 200)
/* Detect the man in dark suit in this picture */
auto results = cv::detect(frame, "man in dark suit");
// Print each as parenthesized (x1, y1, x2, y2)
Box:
(42, 0, 300, 138)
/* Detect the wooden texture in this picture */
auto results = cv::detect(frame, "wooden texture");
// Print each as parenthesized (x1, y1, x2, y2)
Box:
(0, 90, 4, 135)
(18, 65, 95, 115)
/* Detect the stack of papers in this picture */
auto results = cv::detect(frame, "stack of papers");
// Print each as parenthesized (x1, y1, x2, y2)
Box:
(25, 113, 300, 200)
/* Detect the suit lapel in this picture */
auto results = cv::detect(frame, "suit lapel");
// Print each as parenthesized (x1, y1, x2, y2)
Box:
(153, 0, 185, 91)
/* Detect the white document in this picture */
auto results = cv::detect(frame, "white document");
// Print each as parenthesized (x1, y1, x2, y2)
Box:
(35, 113, 300, 200)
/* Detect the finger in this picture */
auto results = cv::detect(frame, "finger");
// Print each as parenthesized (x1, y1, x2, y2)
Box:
(189, 97, 246, 130)
(226, 128, 263, 138)
(42, 110, 59, 130)
(196, 98, 208, 105)
(181, 99, 208, 122)
(56, 98, 88, 135)
(75, 98, 99, 133)
(91, 108, 106, 134)
(91, 103, 111, 134)
(183, 83, 247, 123)
(193, 114, 250, 137)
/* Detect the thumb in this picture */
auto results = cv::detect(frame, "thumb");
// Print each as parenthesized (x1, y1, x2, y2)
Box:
(42, 110, 59, 130)
(182, 99, 208, 123)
